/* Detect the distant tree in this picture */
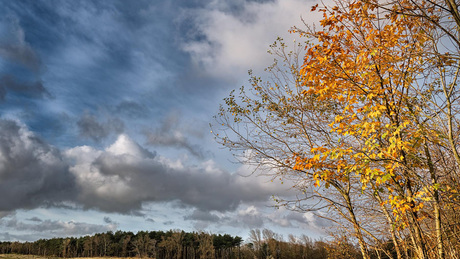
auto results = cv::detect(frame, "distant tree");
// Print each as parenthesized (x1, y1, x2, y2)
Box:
(196, 232, 215, 259)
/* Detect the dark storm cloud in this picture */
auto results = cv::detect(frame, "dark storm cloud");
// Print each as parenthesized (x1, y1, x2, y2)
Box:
(0, 119, 76, 212)
(77, 112, 124, 142)
(66, 135, 288, 214)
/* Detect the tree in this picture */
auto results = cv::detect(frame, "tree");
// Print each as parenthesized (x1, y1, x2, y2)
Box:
(133, 232, 156, 258)
(196, 232, 215, 259)
(214, 0, 460, 258)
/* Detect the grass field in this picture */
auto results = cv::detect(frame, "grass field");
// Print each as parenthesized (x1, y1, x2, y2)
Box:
(0, 255, 57, 259)
(0, 255, 141, 259)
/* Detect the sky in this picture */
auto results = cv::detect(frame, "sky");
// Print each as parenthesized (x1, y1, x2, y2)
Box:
(0, 0, 327, 242)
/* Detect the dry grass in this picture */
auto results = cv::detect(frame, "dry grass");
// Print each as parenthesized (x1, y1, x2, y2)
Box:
(0, 255, 59, 259)
(0, 256, 141, 259)
(0, 255, 53, 259)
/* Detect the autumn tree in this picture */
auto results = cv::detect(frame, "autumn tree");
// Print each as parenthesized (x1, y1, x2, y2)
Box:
(214, 0, 460, 258)
(197, 232, 215, 259)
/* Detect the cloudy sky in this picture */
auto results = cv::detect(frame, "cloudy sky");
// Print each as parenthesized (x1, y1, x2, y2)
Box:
(0, 0, 327, 242)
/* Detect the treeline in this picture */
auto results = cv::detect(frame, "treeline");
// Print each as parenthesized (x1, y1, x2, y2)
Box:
(0, 229, 363, 259)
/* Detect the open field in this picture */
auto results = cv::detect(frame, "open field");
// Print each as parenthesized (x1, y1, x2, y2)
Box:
(0, 255, 141, 259)
(0, 255, 58, 259)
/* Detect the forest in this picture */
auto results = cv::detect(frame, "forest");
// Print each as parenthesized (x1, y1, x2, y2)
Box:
(0, 229, 364, 259)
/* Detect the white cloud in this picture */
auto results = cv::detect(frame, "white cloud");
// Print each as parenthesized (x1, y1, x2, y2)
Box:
(180, 0, 323, 79)
(238, 205, 260, 217)
(65, 134, 293, 213)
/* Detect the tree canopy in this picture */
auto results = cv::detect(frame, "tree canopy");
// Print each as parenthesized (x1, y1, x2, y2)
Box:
(214, 0, 460, 258)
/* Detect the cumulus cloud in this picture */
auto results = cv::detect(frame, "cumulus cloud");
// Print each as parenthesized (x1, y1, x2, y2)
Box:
(77, 112, 124, 142)
(65, 134, 291, 213)
(0, 119, 290, 216)
(0, 119, 76, 212)
(0, 120, 297, 231)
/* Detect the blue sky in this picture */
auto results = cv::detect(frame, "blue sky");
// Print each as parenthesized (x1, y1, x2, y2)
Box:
(0, 0, 327, 241)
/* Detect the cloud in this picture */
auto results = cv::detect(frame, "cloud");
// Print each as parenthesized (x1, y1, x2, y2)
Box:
(65, 134, 291, 213)
(0, 16, 51, 104)
(184, 209, 220, 222)
(103, 216, 113, 224)
(0, 232, 36, 242)
(0, 16, 42, 72)
(77, 112, 124, 142)
(0, 75, 51, 100)
(0, 119, 288, 216)
(0, 211, 14, 219)
(0, 216, 116, 238)
(285, 211, 329, 231)
(0, 119, 76, 212)
(179, 0, 319, 80)
(27, 217, 43, 222)
(235, 206, 264, 228)
(0, 121, 292, 229)
(145, 112, 205, 158)
(0, 0, 333, 241)
(267, 209, 293, 228)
